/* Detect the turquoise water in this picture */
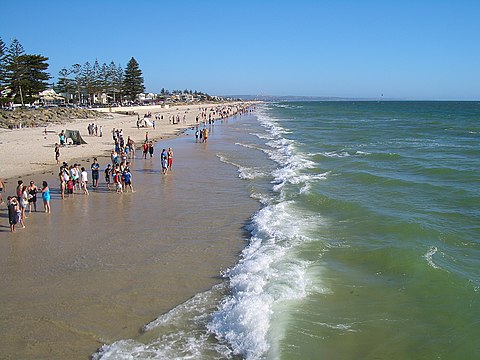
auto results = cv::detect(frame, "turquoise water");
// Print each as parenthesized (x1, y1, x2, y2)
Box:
(95, 101, 480, 359)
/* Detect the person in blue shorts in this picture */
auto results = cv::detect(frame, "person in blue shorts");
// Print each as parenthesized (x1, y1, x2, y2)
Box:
(122, 169, 134, 192)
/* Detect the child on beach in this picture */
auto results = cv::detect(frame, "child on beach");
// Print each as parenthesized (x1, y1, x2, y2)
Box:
(80, 167, 89, 195)
(66, 178, 74, 196)
(113, 171, 122, 193)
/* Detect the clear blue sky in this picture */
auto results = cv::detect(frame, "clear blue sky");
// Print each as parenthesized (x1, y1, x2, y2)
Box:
(1, 0, 479, 100)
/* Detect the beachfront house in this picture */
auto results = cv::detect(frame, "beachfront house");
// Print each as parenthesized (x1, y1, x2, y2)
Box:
(37, 89, 66, 106)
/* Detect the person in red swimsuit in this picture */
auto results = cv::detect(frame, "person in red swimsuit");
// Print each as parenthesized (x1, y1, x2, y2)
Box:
(167, 147, 173, 171)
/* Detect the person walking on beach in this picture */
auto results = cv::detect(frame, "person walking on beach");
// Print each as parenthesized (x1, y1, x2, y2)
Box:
(41, 181, 51, 213)
(167, 147, 173, 171)
(80, 167, 89, 195)
(55, 143, 60, 165)
(0, 178, 5, 205)
(59, 130, 65, 146)
(27, 181, 38, 212)
(91, 158, 100, 188)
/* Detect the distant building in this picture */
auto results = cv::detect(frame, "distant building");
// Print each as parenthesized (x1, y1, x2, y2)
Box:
(37, 89, 65, 106)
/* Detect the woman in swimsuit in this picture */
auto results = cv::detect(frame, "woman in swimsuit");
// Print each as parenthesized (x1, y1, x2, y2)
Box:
(27, 181, 38, 212)
(42, 181, 51, 213)
(167, 147, 173, 171)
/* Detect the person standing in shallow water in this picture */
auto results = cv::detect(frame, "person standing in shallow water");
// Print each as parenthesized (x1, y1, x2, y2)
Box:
(161, 149, 168, 175)
(41, 181, 50, 213)
(167, 147, 173, 171)
(91, 158, 100, 188)
(27, 181, 38, 212)
(7, 196, 19, 232)
(148, 141, 154, 158)
(81, 167, 89, 195)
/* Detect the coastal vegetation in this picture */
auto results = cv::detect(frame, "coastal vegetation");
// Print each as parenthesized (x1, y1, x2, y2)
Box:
(1, 36, 226, 109)
(0, 38, 50, 105)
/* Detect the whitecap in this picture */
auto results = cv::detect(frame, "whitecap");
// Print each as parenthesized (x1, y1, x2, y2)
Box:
(423, 246, 440, 269)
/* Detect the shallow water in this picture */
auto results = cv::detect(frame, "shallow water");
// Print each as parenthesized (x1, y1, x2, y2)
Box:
(95, 101, 479, 360)
(0, 120, 258, 359)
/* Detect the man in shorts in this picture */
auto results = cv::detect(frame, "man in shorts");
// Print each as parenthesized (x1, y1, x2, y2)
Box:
(122, 169, 134, 192)
(91, 158, 100, 188)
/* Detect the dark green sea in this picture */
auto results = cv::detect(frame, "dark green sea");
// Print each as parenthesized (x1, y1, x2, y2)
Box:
(95, 101, 480, 359)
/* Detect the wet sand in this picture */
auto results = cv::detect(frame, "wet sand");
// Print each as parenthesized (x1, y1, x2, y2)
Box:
(0, 119, 259, 359)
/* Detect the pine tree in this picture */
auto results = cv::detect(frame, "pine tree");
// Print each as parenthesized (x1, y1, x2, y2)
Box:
(114, 63, 124, 103)
(56, 68, 75, 103)
(70, 63, 82, 104)
(81, 61, 95, 105)
(7, 54, 50, 104)
(92, 59, 102, 101)
(0, 37, 7, 103)
(4, 38, 25, 104)
(122, 57, 144, 101)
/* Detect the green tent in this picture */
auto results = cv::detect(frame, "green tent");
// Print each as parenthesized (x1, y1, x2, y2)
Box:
(64, 129, 87, 145)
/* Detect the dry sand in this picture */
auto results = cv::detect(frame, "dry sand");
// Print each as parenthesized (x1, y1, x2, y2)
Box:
(0, 103, 243, 182)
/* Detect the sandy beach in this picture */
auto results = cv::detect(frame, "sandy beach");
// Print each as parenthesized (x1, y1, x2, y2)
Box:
(0, 103, 245, 181)
(0, 104, 259, 359)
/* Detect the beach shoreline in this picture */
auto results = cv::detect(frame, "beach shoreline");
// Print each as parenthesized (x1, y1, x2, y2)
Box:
(0, 104, 260, 359)
(0, 102, 252, 184)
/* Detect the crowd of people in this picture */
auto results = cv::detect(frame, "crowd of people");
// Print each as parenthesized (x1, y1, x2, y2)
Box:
(1, 179, 51, 232)
(1, 104, 255, 233)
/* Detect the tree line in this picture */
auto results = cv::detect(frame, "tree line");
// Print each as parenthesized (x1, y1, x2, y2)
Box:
(1, 36, 217, 107)
(54, 56, 145, 105)
(0, 37, 50, 105)
(0, 37, 145, 106)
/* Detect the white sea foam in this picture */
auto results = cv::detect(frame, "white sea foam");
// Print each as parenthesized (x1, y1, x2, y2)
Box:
(321, 150, 370, 158)
(206, 112, 329, 359)
(217, 153, 266, 180)
(423, 246, 440, 269)
(208, 202, 319, 359)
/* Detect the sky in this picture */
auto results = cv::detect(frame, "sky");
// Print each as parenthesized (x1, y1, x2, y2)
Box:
(1, 0, 479, 100)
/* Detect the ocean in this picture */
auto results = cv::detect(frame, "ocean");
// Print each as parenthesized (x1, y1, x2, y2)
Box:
(94, 101, 480, 359)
